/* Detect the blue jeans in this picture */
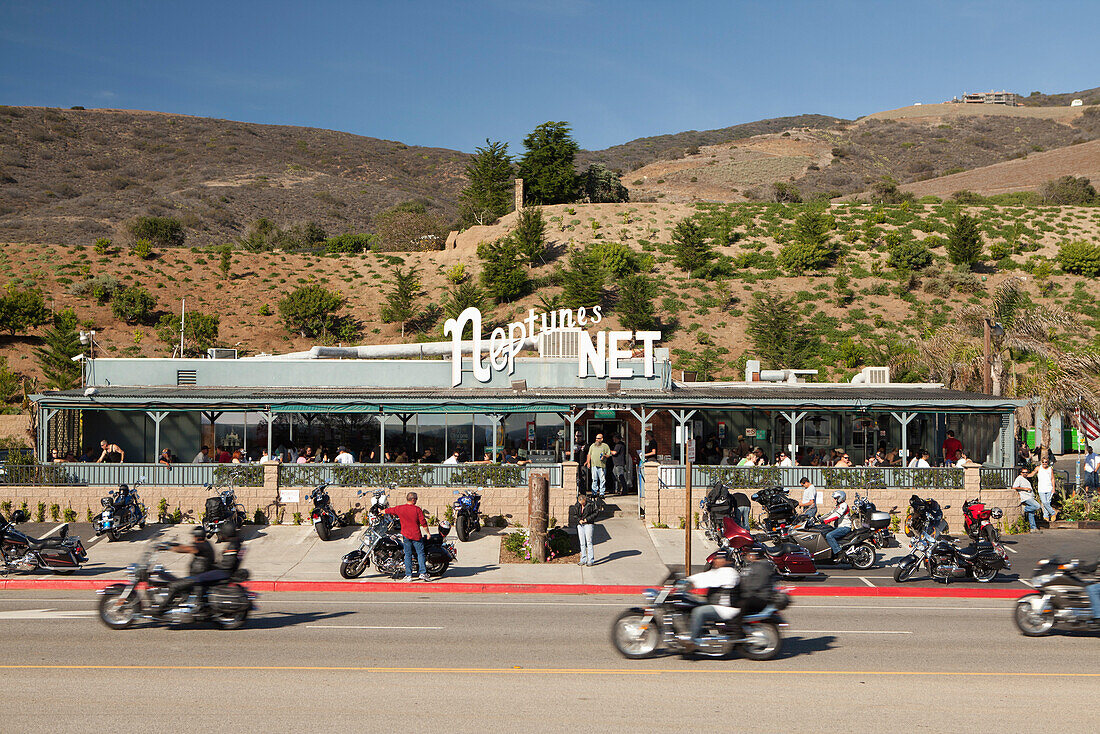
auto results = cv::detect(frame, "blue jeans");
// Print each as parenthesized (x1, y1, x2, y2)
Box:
(401, 536, 426, 577)
(734, 506, 751, 530)
(1020, 499, 1041, 530)
(577, 523, 595, 564)
(826, 526, 851, 556)
(1087, 582, 1100, 619)
(690, 605, 726, 643)
(1038, 492, 1055, 520)
(590, 466, 606, 496)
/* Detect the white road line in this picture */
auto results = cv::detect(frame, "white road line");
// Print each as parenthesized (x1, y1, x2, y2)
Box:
(305, 625, 444, 630)
(0, 608, 95, 620)
(47, 523, 66, 537)
(858, 577, 875, 587)
(1018, 580, 1035, 588)
(1003, 545, 1018, 554)
(793, 630, 912, 635)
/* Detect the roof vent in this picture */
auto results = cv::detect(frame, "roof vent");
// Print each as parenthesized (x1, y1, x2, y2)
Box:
(539, 328, 581, 359)
(176, 369, 197, 386)
(207, 348, 238, 359)
(851, 366, 890, 385)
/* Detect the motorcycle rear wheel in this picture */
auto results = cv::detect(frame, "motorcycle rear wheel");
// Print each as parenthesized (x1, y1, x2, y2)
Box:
(849, 543, 876, 570)
(971, 564, 998, 583)
(426, 559, 449, 577)
(456, 514, 469, 542)
(611, 610, 659, 659)
(107, 529, 120, 542)
(339, 557, 367, 579)
(739, 622, 781, 661)
(1014, 596, 1054, 636)
(98, 589, 138, 629)
(211, 603, 249, 630)
(315, 518, 331, 542)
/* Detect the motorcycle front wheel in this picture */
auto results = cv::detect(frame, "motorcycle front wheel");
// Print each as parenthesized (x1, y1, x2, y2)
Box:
(893, 558, 919, 582)
(106, 529, 120, 542)
(339, 557, 367, 579)
(849, 543, 876, 570)
(456, 514, 469, 542)
(1014, 595, 1055, 636)
(611, 609, 659, 659)
(98, 589, 138, 629)
(739, 622, 781, 661)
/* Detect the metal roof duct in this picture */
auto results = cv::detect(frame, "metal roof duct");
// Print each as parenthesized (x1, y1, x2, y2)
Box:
(254, 337, 539, 361)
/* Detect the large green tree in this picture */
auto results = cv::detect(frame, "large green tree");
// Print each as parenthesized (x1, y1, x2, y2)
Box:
(278, 284, 357, 340)
(670, 219, 713, 273)
(947, 213, 983, 268)
(560, 246, 605, 310)
(517, 121, 579, 205)
(512, 207, 547, 265)
(459, 139, 514, 226)
(33, 309, 82, 389)
(616, 274, 656, 332)
(156, 312, 221, 357)
(745, 289, 818, 369)
(0, 287, 50, 336)
(477, 237, 529, 303)
(580, 164, 628, 203)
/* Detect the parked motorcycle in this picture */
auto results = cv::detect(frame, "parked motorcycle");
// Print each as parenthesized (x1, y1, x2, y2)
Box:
(904, 494, 950, 538)
(852, 493, 894, 549)
(1014, 557, 1100, 636)
(611, 573, 790, 660)
(962, 498, 1002, 544)
(751, 485, 799, 536)
(452, 489, 482, 542)
(96, 541, 256, 629)
(202, 481, 246, 540)
(700, 483, 734, 544)
(339, 488, 456, 579)
(308, 483, 346, 541)
(94, 479, 148, 541)
(893, 527, 1009, 583)
(1, 509, 87, 574)
(704, 516, 819, 579)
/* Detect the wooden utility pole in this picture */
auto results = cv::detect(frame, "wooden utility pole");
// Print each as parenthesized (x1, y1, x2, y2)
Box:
(529, 472, 549, 562)
(982, 318, 993, 395)
(684, 439, 695, 575)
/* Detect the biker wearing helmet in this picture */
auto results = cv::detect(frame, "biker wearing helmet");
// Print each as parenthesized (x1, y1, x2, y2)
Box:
(820, 490, 852, 558)
(152, 525, 216, 616)
(682, 548, 741, 652)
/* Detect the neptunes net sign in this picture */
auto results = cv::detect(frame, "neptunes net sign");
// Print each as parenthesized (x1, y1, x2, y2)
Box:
(443, 307, 660, 387)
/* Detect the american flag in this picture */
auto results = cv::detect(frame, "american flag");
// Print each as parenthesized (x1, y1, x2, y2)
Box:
(1079, 409, 1100, 441)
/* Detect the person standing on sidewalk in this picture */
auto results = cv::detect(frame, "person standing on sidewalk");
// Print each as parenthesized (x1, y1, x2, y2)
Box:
(385, 492, 432, 581)
(585, 433, 612, 498)
(572, 431, 589, 496)
(1014, 466, 1042, 533)
(1084, 446, 1099, 493)
(1025, 457, 1058, 522)
(569, 491, 599, 567)
(609, 433, 631, 495)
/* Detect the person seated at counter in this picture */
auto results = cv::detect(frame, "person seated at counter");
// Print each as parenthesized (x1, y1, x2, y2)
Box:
(502, 448, 529, 466)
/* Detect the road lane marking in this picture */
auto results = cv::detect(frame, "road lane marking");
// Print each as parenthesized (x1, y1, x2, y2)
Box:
(793, 630, 911, 634)
(1003, 545, 1018, 554)
(0, 665, 1094, 678)
(858, 577, 875, 587)
(305, 625, 444, 630)
(0, 608, 95, 620)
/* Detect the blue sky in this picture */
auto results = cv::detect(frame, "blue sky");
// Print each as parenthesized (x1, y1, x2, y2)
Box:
(1, 1, 1097, 153)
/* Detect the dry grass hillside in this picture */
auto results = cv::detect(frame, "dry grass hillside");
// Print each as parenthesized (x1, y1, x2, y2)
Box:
(900, 139, 1100, 198)
(0, 106, 468, 247)
(3, 200, 1098, 395)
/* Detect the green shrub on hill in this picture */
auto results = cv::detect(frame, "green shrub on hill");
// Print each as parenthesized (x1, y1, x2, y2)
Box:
(111, 286, 156, 325)
(887, 240, 933, 271)
(1057, 240, 1100, 276)
(128, 216, 184, 247)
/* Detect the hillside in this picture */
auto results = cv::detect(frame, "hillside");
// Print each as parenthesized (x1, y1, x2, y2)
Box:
(0, 106, 469, 248)
(1021, 86, 1100, 107)
(2, 200, 1098, 402)
(899, 139, 1100, 198)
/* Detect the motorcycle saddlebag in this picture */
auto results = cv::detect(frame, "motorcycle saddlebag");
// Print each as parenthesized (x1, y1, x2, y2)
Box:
(38, 547, 80, 568)
(209, 585, 248, 613)
(868, 511, 891, 530)
(204, 496, 226, 521)
(775, 551, 816, 575)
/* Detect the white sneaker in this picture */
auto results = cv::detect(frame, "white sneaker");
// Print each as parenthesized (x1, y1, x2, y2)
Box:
(400, 576, 414, 582)
(418, 574, 431, 582)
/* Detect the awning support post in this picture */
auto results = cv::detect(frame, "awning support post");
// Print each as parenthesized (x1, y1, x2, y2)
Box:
(891, 411, 917, 465)
(146, 411, 168, 463)
(669, 409, 697, 464)
(39, 408, 59, 462)
(561, 409, 589, 458)
(260, 410, 273, 458)
(780, 411, 807, 463)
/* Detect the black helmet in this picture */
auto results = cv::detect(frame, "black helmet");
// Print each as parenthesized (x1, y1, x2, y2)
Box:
(118, 483, 129, 493)
(990, 507, 1004, 520)
(191, 525, 207, 541)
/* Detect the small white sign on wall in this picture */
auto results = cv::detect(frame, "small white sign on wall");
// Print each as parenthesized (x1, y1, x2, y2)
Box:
(279, 489, 300, 504)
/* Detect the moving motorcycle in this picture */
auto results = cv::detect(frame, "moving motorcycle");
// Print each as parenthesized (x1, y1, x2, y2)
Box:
(339, 488, 456, 579)
(452, 489, 482, 542)
(202, 481, 246, 540)
(611, 573, 790, 660)
(308, 483, 346, 541)
(1, 509, 87, 574)
(704, 516, 819, 580)
(94, 479, 148, 541)
(1014, 558, 1100, 636)
(96, 541, 256, 629)
(962, 498, 1002, 544)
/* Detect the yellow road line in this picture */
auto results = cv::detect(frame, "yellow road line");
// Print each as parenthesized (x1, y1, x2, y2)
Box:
(0, 665, 1095, 678)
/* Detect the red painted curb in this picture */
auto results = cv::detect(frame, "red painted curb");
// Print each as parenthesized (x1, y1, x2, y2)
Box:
(0, 578, 1025, 598)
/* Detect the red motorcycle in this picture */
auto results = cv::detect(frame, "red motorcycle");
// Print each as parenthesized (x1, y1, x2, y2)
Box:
(962, 499, 1002, 543)
(705, 516, 820, 580)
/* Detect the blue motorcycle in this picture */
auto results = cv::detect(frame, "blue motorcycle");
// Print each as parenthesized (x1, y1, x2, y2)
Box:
(94, 479, 148, 542)
(452, 489, 481, 542)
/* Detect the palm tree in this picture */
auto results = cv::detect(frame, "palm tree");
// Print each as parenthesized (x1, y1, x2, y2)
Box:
(1022, 355, 1100, 450)
(893, 324, 983, 390)
(956, 276, 1077, 396)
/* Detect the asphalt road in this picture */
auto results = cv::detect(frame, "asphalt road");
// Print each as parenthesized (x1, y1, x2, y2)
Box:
(0, 591, 1095, 732)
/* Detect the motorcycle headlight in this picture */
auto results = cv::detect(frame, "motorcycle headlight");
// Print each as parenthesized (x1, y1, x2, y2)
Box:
(1031, 573, 1056, 586)
(642, 588, 659, 602)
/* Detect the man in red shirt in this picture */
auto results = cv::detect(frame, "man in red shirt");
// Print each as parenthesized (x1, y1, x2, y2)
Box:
(385, 492, 431, 581)
(942, 431, 963, 466)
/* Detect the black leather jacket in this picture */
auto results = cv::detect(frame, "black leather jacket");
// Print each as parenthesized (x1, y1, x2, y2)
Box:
(568, 501, 599, 526)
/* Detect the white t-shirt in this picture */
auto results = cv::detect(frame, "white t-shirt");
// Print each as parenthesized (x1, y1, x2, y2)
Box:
(686, 566, 741, 619)
(1013, 474, 1035, 503)
(1035, 466, 1054, 494)
(779, 457, 794, 467)
(1084, 452, 1099, 474)
(908, 457, 930, 468)
(334, 451, 354, 464)
(800, 484, 817, 506)
(442, 455, 460, 465)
